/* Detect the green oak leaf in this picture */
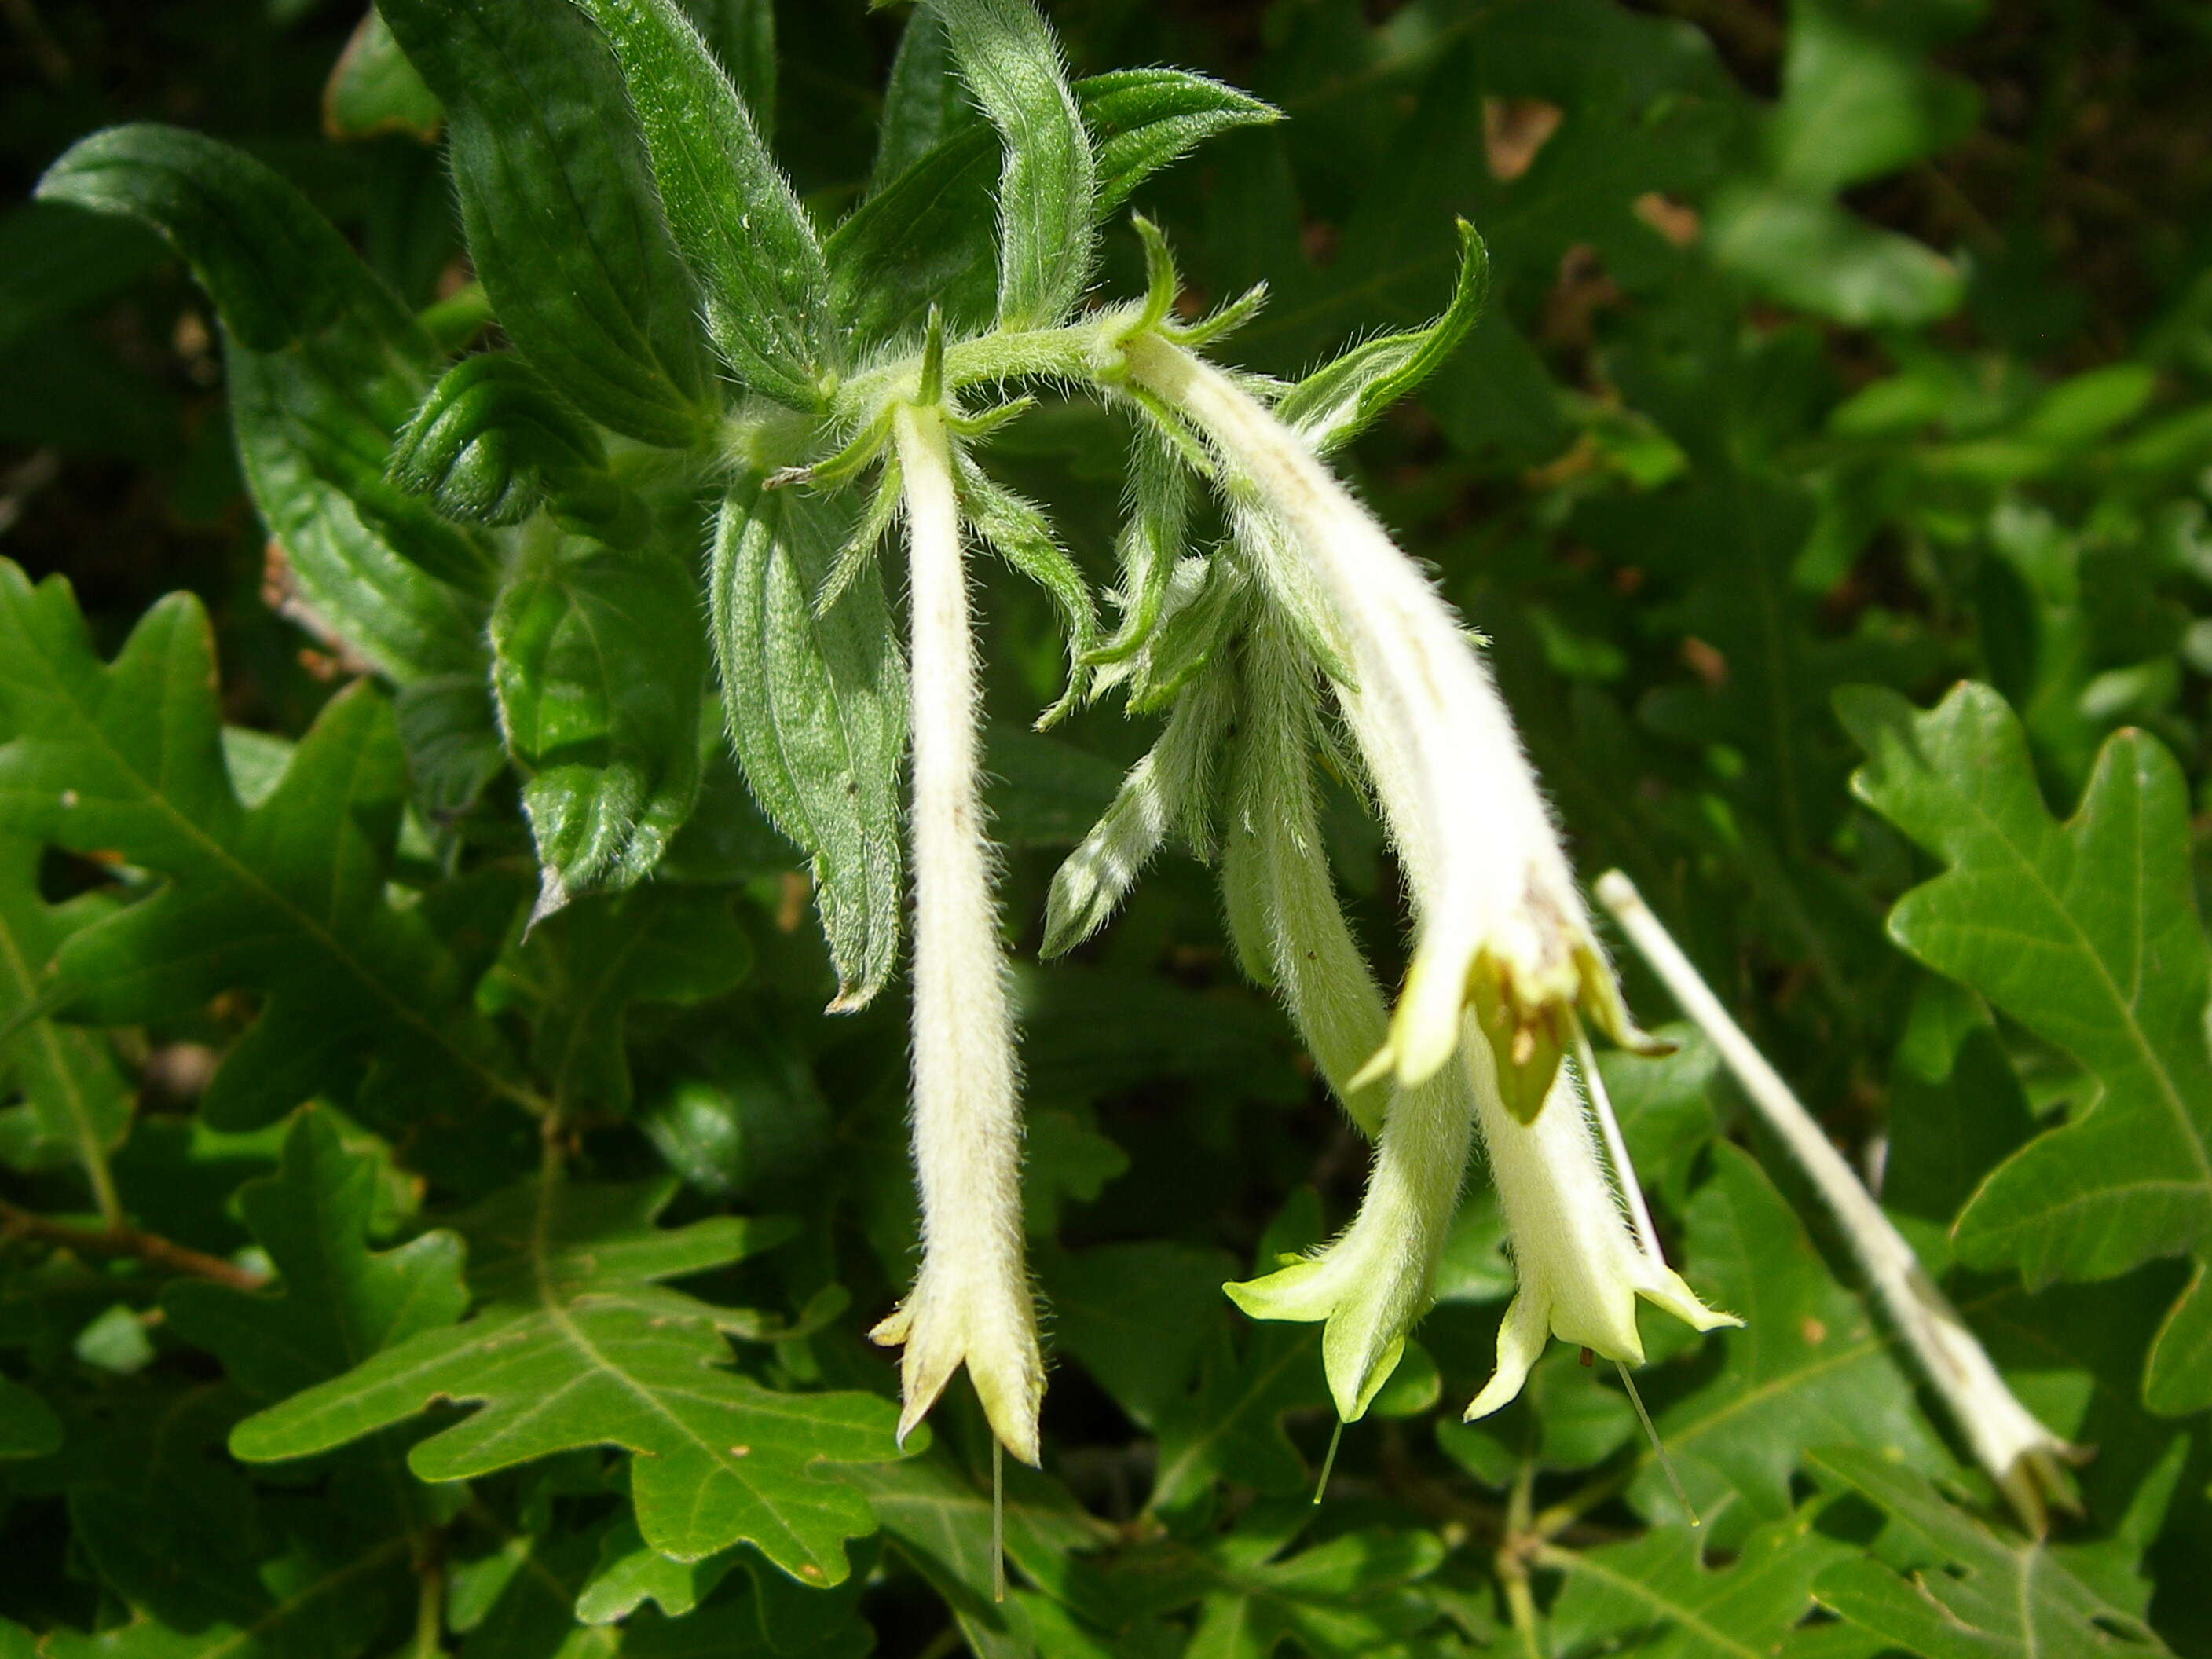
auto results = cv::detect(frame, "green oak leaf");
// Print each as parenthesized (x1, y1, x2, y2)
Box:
(57, 1382, 413, 1659)
(1543, 1508, 1852, 1659)
(1842, 681, 2212, 1413)
(518, 883, 753, 1119)
(0, 562, 522, 1132)
(1148, 1322, 1326, 1515)
(840, 1448, 1105, 1659)
(0, 833, 132, 1187)
(163, 1110, 467, 1401)
(1049, 1504, 1447, 1659)
(1175, 1511, 1445, 1659)
(229, 1174, 900, 1583)
(1808, 1447, 2170, 1657)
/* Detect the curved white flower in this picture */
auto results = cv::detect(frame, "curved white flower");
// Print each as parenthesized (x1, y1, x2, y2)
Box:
(1121, 331, 1650, 1121)
(866, 401, 1043, 1466)
(1463, 1038, 1737, 1422)
(1226, 1060, 1477, 1421)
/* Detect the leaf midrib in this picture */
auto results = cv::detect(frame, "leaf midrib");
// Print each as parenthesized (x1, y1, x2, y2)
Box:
(46, 646, 529, 1113)
(1921, 745, 2212, 1192)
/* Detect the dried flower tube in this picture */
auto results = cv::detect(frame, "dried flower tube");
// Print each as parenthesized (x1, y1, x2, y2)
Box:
(1597, 870, 2078, 1531)
(866, 400, 1043, 1466)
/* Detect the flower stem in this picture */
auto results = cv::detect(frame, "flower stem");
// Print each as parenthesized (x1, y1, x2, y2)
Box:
(1595, 869, 2078, 1532)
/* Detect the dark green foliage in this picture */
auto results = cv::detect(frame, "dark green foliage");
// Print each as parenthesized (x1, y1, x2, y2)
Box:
(1, 2, 2209, 1656)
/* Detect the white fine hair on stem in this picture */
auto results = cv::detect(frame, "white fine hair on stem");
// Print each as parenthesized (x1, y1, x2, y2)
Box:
(866, 397, 1044, 1467)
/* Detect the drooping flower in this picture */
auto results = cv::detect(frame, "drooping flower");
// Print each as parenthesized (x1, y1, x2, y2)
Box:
(1119, 330, 1654, 1122)
(866, 399, 1043, 1466)
(1463, 1038, 1737, 1422)
(1227, 1060, 1477, 1420)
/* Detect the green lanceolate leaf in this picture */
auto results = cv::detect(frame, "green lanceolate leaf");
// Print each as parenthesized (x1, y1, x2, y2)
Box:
(869, 8, 960, 195)
(953, 453, 1098, 726)
(577, 0, 835, 411)
(927, 0, 1095, 329)
(711, 485, 906, 1010)
(163, 1111, 467, 1401)
(1086, 68, 1281, 216)
(492, 544, 708, 914)
(1273, 219, 1491, 456)
(831, 68, 1276, 350)
(1042, 665, 1231, 959)
(1808, 1448, 2170, 1657)
(0, 835, 131, 1187)
(1842, 681, 2212, 1412)
(378, 0, 713, 446)
(387, 353, 609, 527)
(37, 124, 489, 677)
(676, 0, 778, 144)
(1220, 617, 1391, 1136)
(230, 1176, 899, 1582)
(0, 562, 519, 1131)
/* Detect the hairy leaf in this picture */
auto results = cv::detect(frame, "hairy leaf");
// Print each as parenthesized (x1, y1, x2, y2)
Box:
(37, 124, 489, 677)
(577, 0, 834, 410)
(493, 545, 708, 911)
(711, 485, 906, 1010)
(829, 68, 1277, 348)
(379, 0, 713, 446)
(927, 0, 1095, 329)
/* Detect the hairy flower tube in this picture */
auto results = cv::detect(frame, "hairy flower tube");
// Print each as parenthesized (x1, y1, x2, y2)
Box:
(1464, 1038, 1738, 1422)
(866, 398, 1044, 1466)
(1121, 331, 1650, 1120)
(1229, 1061, 1478, 1421)
(1219, 611, 1477, 1416)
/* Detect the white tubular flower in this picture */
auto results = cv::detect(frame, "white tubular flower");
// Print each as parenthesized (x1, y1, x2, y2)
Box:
(866, 400, 1044, 1467)
(1121, 332, 1648, 1122)
(1227, 1060, 1477, 1421)
(1464, 1034, 1738, 1423)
